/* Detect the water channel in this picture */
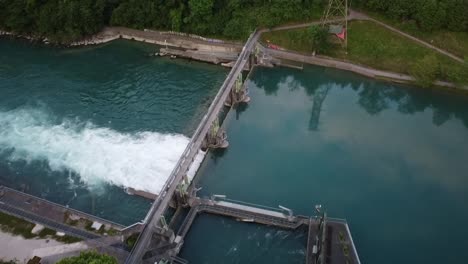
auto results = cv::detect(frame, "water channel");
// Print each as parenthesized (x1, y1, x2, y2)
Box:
(1, 38, 468, 263)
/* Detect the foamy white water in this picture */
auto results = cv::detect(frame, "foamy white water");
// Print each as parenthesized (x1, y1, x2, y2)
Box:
(0, 108, 190, 194)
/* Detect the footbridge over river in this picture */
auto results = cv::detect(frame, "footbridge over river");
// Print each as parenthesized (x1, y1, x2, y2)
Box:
(125, 30, 260, 264)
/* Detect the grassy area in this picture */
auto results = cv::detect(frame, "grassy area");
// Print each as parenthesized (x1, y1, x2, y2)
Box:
(125, 233, 140, 249)
(362, 10, 468, 59)
(261, 20, 467, 85)
(262, 28, 316, 53)
(0, 211, 81, 243)
(54, 234, 82, 244)
(0, 260, 17, 264)
(0, 211, 36, 238)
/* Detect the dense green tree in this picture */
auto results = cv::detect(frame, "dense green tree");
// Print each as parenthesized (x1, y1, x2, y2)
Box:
(56, 251, 117, 264)
(445, 0, 468, 31)
(307, 25, 329, 54)
(1, 0, 466, 42)
(416, 0, 445, 31)
(1, 0, 109, 42)
(445, 59, 468, 88)
(411, 55, 441, 87)
(354, 0, 468, 32)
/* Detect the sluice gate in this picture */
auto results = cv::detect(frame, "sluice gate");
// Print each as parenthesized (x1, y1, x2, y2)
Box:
(150, 196, 360, 264)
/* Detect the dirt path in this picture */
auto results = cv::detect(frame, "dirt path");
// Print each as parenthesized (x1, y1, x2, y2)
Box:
(267, 9, 464, 63)
(350, 10, 465, 63)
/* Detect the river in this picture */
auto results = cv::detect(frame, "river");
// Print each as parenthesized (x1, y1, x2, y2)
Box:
(0, 38, 227, 225)
(182, 66, 468, 264)
(2, 38, 468, 263)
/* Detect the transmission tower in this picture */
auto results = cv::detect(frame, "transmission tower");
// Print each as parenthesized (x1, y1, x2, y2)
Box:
(321, 0, 348, 49)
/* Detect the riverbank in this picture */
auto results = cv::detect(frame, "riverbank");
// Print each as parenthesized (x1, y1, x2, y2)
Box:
(76, 26, 468, 91)
(264, 47, 468, 91)
(3, 25, 466, 91)
(1, 27, 243, 65)
(261, 20, 467, 88)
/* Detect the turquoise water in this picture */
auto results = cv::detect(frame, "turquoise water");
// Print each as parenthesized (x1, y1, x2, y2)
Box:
(3, 38, 468, 263)
(179, 214, 307, 263)
(186, 66, 468, 264)
(0, 38, 227, 225)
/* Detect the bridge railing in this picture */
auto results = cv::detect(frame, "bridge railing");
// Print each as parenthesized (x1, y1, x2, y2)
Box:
(142, 29, 258, 225)
(125, 30, 259, 263)
(211, 197, 285, 213)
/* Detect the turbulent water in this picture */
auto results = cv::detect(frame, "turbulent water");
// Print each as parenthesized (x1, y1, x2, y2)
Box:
(0, 107, 189, 193)
(0, 38, 226, 224)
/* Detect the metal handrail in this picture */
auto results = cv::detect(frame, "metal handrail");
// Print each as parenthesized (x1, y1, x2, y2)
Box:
(141, 29, 258, 223)
(215, 197, 285, 213)
(126, 30, 259, 263)
(345, 222, 362, 264)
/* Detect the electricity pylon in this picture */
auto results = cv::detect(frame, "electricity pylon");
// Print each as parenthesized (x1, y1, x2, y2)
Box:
(321, 0, 348, 49)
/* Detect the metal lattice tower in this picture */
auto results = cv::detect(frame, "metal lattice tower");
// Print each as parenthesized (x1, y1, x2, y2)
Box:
(321, 0, 348, 49)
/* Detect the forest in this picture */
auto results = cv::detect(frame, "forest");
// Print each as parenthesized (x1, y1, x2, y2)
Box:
(0, 0, 323, 42)
(0, 0, 467, 42)
(352, 0, 468, 32)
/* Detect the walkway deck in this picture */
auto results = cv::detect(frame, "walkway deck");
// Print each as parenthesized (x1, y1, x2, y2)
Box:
(0, 186, 129, 257)
(0, 186, 124, 231)
(125, 30, 261, 263)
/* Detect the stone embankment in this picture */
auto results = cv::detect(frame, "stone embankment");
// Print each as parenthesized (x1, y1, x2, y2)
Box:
(69, 27, 241, 52)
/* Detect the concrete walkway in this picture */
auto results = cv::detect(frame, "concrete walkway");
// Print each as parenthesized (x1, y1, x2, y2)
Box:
(0, 231, 63, 263)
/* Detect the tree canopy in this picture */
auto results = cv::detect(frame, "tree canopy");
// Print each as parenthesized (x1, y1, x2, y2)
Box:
(353, 0, 468, 32)
(0, 0, 324, 42)
(1, 0, 467, 43)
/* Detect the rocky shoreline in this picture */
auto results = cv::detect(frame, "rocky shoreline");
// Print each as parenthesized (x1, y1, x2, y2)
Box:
(0, 29, 118, 47)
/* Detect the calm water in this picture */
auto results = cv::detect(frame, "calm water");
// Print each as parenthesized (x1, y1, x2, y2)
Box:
(184, 66, 468, 264)
(0, 38, 226, 225)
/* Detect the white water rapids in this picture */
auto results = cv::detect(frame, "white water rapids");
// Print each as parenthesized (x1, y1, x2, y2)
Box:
(0, 108, 200, 194)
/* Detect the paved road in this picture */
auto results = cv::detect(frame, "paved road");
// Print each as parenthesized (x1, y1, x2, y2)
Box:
(0, 201, 99, 240)
(0, 201, 129, 260)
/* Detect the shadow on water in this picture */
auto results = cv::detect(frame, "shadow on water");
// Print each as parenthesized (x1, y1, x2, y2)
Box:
(253, 66, 468, 130)
(193, 65, 468, 264)
(234, 102, 249, 120)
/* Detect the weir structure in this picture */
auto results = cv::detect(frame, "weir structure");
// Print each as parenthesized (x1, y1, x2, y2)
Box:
(125, 29, 361, 264)
(125, 30, 260, 264)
